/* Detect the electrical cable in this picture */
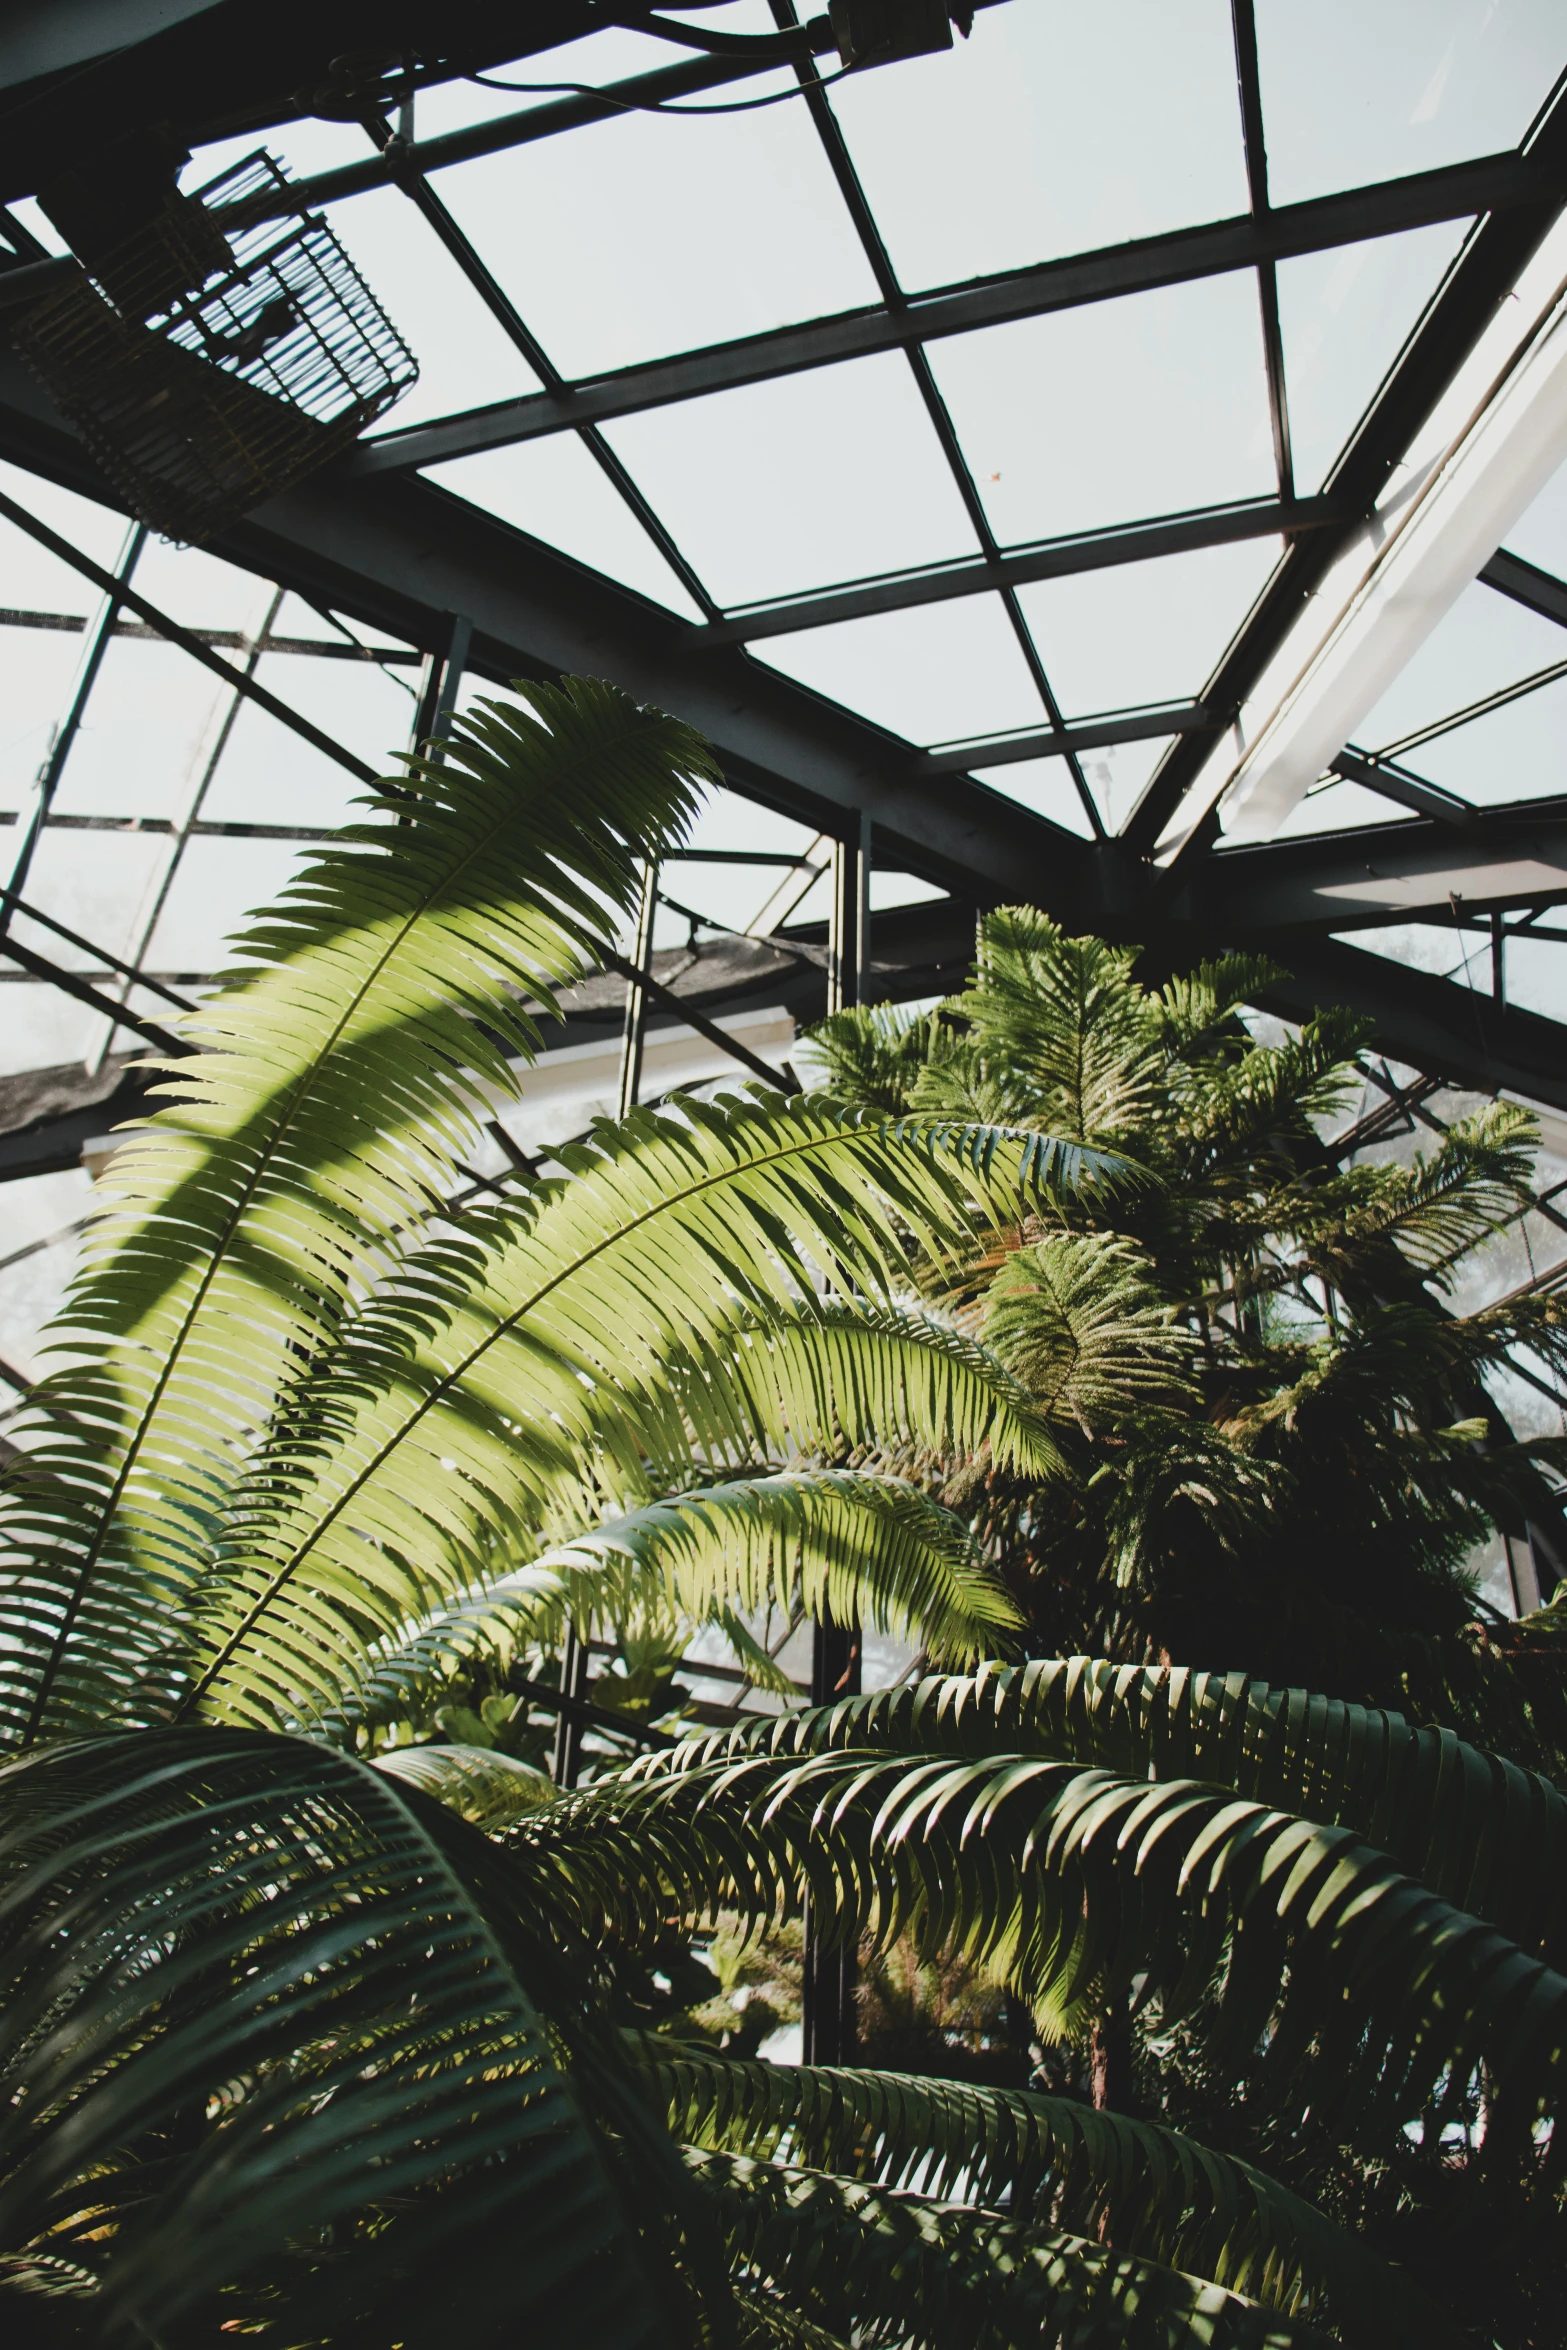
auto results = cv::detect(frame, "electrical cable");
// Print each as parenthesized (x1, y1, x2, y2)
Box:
(464, 62, 857, 112)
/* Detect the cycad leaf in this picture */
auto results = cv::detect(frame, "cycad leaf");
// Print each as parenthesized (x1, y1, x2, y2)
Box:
(648, 2048, 1443, 2346)
(983, 1233, 1196, 1434)
(372, 1737, 557, 1826)
(0, 1727, 696, 2349)
(179, 1102, 1085, 1736)
(741, 1659, 1567, 1964)
(338, 1468, 1018, 1740)
(520, 1730, 1567, 2167)
(689, 2147, 1323, 2350)
(0, 679, 716, 1751)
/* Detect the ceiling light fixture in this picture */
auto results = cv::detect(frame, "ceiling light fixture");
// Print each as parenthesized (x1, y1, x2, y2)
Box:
(1152, 207, 1567, 865)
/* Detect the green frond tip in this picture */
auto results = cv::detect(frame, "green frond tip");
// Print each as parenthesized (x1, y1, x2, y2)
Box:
(372, 1738, 556, 1826)
(688, 2147, 1331, 2350)
(325, 1467, 1019, 1742)
(643, 2046, 1447, 2348)
(0, 676, 717, 1755)
(542, 1470, 1021, 1664)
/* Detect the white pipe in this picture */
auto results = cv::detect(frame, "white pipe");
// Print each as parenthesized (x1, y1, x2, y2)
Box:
(1153, 209, 1567, 864)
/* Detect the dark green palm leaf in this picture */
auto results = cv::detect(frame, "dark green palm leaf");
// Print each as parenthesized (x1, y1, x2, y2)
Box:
(0, 680, 716, 1752)
(689, 2147, 1325, 2350)
(642, 2045, 1445, 2344)
(0, 1727, 711, 2349)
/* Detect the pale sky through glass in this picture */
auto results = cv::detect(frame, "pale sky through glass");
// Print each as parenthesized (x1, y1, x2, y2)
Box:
(0, 0, 1563, 1121)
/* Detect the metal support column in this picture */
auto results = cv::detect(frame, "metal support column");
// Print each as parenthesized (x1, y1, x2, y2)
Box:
(411, 611, 472, 758)
(827, 811, 871, 1017)
(618, 858, 660, 1117)
(2, 520, 146, 939)
(804, 811, 871, 2065)
(551, 1626, 590, 1789)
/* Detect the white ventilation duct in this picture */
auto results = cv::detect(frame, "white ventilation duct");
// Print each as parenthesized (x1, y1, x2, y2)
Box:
(1153, 208, 1567, 865)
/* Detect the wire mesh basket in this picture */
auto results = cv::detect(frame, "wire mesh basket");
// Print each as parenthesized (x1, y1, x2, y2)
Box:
(14, 152, 417, 545)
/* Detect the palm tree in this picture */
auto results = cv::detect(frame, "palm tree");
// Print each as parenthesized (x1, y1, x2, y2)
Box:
(809, 912, 1567, 1765)
(1, 683, 1562, 2347)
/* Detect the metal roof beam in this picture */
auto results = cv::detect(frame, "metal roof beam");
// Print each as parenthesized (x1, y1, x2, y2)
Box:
(687, 497, 1342, 646)
(348, 150, 1553, 478)
(1189, 798, 1567, 933)
(1248, 932, 1567, 1114)
(1483, 547, 1567, 631)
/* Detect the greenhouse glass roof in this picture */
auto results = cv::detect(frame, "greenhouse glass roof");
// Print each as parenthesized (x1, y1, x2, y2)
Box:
(1, 0, 1566, 1409)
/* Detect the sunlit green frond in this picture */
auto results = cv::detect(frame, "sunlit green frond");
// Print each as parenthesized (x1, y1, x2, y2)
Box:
(372, 1737, 556, 1826)
(0, 1728, 700, 2350)
(684, 1659, 1567, 1965)
(524, 1735, 1567, 2164)
(689, 2148, 1323, 2350)
(924, 908, 1165, 1146)
(804, 1004, 946, 1117)
(1290, 1102, 1537, 1287)
(331, 1465, 1022, 1739)
(983, 1234, 1196, 1434)
(643, 2047, 1441, 2343)
(1156, 955, 1285, 1051)
(178, 1103, 1085, 1737)
(0, 680, 716, 1753)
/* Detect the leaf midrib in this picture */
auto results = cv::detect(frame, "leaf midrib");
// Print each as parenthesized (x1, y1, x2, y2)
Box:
(27, 717, 657, 1745)
(184, 1121, 993, 1714)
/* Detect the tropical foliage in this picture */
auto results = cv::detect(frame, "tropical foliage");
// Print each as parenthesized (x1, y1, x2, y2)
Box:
(1, 681, 1563, 2348)
(809, 913, 1567, 1759)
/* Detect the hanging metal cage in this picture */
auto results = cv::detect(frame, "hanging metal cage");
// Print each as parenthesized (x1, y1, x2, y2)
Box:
(13, 151, 418, 545)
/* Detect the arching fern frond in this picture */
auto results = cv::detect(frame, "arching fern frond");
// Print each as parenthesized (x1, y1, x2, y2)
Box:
(179, 1103, 1080, 1738)
(688, 2148, 1323, 2350)
(677, 1659, 1567, 1967)
(0, 1728, 704, 2350)
(641, 2047, 1442, 2344)
(0, 679, 716, 1752)
(518, 1737, 1567, 2168)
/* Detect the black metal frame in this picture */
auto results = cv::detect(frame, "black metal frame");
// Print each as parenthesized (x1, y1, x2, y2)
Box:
(1, 10, 1566, 1340)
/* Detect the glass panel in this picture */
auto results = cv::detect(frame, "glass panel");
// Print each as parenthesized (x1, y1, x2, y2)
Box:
(1410, 674, 1567, 806)
(600, 356, 980, 608)
(1504, 933, 1567, 1022)
(0, 622, 95, 819)
(51, 639, 239, 822)
(126, 539, 273, 635)
(1277, 220, 1472, 493)
(11, 829, 169, 1068)
(201, 654, 417, 827)
(869, 872, 945, 912)
(825, 0, 1247, 293)
(657, 786, 824, 936)
(1355, 580, 1566, 747)
(143, 835, 315, 973)
(927, 273, 1274, 546)
(1255, 0, 1566, 208)
(1272, 776, 1412, 835)
(971, 758, 1095, 839)
(424, 437, 707, 619)
(1077, 737, 1170, 833)
(749, 595, 1045, 745)
(1015, 538, 1282, 716)
(1336, 919, 1475, 979)
(431, 77, 879, 380)
(0, 1165, 92, 1383)
(1503, 450, 1567, 580)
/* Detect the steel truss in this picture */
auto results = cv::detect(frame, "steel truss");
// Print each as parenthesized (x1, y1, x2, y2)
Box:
(0, 12, 1564, 1210)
